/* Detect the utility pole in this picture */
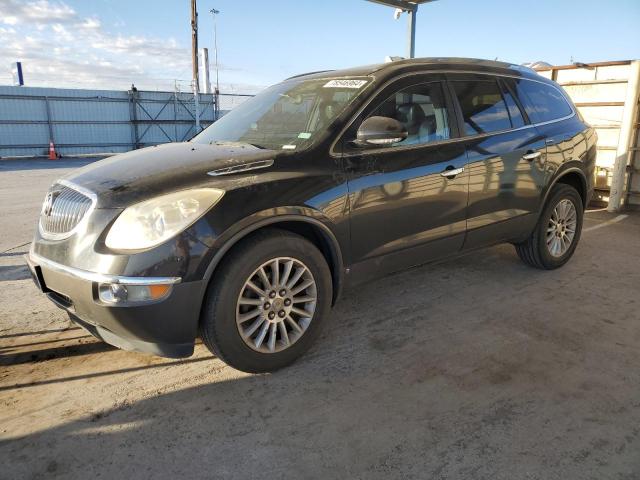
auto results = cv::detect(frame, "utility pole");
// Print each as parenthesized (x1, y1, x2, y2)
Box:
(406, 4, 417, 58)
(210, 9, 220, 93)
(210, 8, 221, 120)
(191, 0, 201, 132)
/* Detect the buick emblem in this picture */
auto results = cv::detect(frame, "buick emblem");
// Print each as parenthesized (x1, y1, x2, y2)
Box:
(42, 191, 59, 217)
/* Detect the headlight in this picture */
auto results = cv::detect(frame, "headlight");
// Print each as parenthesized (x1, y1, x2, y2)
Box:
(105, 188, 224, 250)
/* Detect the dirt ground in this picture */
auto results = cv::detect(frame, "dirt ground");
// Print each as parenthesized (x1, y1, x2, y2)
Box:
(1, 158, 639, 479)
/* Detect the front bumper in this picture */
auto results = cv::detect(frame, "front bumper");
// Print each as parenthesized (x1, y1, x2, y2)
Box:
(26, 251, 205, 358)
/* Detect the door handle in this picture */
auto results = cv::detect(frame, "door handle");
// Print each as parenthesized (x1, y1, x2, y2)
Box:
(522, 151, 542, 161)
(440, 166, 464, 179)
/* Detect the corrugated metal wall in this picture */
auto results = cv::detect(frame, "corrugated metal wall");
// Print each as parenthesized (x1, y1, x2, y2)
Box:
(0, 85, 251, 158)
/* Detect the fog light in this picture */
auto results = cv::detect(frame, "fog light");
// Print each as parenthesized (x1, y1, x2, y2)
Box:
(99, 284, 128, 303)
(98, 282, 172, 305)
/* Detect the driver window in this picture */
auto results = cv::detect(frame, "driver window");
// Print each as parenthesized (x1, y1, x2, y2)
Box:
(366, 82, 451, 147)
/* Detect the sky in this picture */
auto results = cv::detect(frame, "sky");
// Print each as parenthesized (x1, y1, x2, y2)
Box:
(0, 0, 639, 94)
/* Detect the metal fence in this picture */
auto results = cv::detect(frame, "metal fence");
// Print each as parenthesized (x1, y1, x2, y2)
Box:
(0, 85, 253, 158)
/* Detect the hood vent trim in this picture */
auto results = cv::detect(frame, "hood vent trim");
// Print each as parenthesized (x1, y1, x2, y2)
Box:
(207, 159, 274, 177)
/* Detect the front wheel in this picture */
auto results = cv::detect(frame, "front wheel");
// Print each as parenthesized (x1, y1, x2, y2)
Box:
(199, 229, 332, 373)
(515, 183, 584, 269)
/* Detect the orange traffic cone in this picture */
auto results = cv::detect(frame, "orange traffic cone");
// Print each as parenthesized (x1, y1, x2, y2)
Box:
(48, 140, 57, 160)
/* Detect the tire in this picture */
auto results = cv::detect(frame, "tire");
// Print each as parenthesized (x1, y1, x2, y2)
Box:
(515, 183, 583, 270)
(199, 228, 332, 373)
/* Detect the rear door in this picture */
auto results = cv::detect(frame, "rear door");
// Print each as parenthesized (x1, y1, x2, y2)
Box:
(338, 74, 468, 282)
(507, 76, 586, 178)
(447, 73, 547, 249)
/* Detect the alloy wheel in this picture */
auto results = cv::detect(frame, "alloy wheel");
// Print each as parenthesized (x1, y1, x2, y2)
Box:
(546, 198, 577, 257)
(236, 257, 317, 353)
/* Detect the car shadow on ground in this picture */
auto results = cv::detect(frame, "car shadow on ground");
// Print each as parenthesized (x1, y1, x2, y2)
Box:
(0, 326, 82, 339)
(0, 356, 214, 392)
(0, 264, 31, 282)
(0, 339, 114, 367)
(0, 335, 91, 350)
(2, 240, 638, 479)
(0, 251, 28, 258)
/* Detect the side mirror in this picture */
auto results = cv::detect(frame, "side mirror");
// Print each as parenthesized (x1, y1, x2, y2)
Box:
(355, 116, 408, 147)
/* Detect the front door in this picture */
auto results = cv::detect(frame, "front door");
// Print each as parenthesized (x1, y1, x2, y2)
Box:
(338, 75, 469, 283)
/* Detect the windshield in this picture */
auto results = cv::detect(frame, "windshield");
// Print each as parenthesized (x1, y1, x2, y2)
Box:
(192, 77, 372, 151)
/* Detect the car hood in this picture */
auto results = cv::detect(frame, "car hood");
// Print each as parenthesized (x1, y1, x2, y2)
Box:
(61, 142, 278, 208)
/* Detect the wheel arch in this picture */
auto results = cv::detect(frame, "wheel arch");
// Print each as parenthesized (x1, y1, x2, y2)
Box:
(202, 214, 345, 306)
(543, 166, 588, 210)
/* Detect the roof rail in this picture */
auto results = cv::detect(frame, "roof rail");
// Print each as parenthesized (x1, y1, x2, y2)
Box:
(510, 64, 538, 74)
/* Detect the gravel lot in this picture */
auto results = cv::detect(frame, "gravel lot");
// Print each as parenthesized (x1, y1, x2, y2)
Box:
(1, 158, 639, 479)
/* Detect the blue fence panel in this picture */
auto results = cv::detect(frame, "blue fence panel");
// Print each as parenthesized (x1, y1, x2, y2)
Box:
(0, 85, 251, 158)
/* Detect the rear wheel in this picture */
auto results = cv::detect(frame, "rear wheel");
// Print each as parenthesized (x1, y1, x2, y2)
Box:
(515, 184, 583, 269)
(199, 229, 332, 373)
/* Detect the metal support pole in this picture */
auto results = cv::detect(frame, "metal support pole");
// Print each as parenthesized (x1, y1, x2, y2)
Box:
(214, 89, 220, 121)
(608, 60, 640, 212)
(44, 96, 54, 144)
(193, 83, 200, 132)
(407, 4, 418, 59)
(191, 0, 201, 133)
(173, 81, 178, 142)
(211, 9, 220, 95)
(128, 88, 140, 149)
(210, 8, 221, 121)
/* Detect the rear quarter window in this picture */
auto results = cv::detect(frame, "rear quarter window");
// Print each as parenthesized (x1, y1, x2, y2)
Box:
(511, 79, 573, 124)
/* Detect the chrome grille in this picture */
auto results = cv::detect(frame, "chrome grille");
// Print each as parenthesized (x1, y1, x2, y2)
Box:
(39, 183, 94, 238)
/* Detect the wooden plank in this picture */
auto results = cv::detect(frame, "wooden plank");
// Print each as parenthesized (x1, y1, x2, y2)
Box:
(534, 60, 632, 72)
(560, 79, 628, 87)
(593, 128, 621, 147)
(564, 83, 628, 103)
(574, 101, 625, 107)
(577, 105, 625, 126)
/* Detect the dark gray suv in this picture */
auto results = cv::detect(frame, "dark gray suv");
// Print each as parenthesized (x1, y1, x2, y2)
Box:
(27, 58, 596, 372)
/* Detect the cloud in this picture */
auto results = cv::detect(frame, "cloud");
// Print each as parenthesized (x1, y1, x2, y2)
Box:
(0, 0, 75, 25)
(0, 0, 262, 94)
(80, 17, 101, 29)
(51, 23, 74, 42)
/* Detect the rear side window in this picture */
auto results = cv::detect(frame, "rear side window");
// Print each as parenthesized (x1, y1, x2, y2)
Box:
(511, 79, 573, 123)
(452, 80, 512, 135)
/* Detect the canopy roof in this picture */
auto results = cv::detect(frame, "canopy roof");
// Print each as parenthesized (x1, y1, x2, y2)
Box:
(365, 0, 436, 10)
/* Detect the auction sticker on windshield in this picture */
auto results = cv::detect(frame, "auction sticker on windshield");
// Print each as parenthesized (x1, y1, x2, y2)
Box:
(323, 79, 368, 89)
